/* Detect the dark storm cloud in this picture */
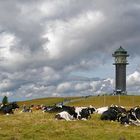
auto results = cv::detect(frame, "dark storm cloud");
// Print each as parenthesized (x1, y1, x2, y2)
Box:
(0, 0, 140, 100)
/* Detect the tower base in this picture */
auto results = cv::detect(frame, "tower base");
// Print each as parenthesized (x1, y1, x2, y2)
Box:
(113, 89, 127, 95)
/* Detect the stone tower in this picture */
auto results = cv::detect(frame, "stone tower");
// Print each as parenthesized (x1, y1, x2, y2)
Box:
(112, 46, 129, 95)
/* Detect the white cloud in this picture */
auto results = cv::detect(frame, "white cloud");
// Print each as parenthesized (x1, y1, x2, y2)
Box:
(127, 71, 140, 86)
(0, 32, 16, 47)
(0, 91, 13, 97)
(0, 0, 140, 100)
(43, 10, 105, 59)
(42, 67, 61, 82)
(25, 93, 33, 98)
(57, 82, 72, 93)
(75, 83, 90, 91)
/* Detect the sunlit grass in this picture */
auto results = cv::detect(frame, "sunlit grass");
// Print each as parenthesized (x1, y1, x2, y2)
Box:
(67, 95, 140, 108)
(0, 96, 139, 140)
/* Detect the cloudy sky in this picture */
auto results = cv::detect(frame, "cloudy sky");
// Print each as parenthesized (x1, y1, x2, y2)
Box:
(0, 0, 140, 101)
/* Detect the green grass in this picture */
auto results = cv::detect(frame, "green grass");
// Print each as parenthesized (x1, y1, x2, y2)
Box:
(67, 95, 140, 108)
(0, 96, 139, 140)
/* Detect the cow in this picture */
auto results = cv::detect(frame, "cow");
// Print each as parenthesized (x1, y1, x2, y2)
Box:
(61, 106, 95, 120)
(55, 111, 75, 121)
(78, 108, 91, 120)
(0, 102, 19, 115)
(61, 106, 77, 118)
(130, 106, 140, 120)
(21, 105, 32, 113)
(55, 106, 77, 121)
(86, 105, 96, 114)
(55, 105, 95, 121)
(35, 105, 43, 110)
(118, 106, 140, 126)
(117, 113, 130, 125)
(96, 106, 109, 114)
(100, 105, 126, 121)
(42, 105, 63, 113)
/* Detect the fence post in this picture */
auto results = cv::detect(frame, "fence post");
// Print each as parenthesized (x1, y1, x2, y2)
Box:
(118, 95, 120, 105)
(103, 95, 106, 106)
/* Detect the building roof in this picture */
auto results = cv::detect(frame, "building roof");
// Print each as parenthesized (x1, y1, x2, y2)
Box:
(115, 46, 126, 53)
(112, 46, 129, 57)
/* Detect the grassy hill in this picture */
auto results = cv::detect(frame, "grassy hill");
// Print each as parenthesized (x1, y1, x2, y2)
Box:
(0, 96, 139, 140)
(17, 95, 140, 108)
(67, 95, 140, 108)
(17, 97, 81, 106)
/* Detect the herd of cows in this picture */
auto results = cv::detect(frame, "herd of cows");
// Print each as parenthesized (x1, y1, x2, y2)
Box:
(0, 102, 140, 126)
(45, 104, 140, 126)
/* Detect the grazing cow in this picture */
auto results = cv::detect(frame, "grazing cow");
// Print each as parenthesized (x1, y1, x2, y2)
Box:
(100, 105, 126, 121)
(0, 102, 19, 114)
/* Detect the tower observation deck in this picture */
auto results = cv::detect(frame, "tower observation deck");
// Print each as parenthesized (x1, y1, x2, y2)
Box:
(112, 46, 129, 95)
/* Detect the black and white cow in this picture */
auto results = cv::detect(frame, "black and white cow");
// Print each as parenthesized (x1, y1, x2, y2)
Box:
(100, 105, 126, 121)
(55, 111, 75, 121)
(96, 106, 109, 114)
(62, 106, 77, 118)
(118, 106, 140, 126)
(42, 105, 63, 113)
(75, 106, 96, 119)
(79, 108, 91, 120)
(55, 105, 95, 121)
(0, 102, 19, 114)
(117, 113, 130, 125)
(88, 106, 96, 114)
(130, 106, 140, 120)
(55, 105, 78, 120)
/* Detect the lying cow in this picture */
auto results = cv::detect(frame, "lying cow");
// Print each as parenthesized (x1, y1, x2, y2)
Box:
(118, 106, 140, 126)
(0, 102, 19, 115)
(79, 108, 92, 120)
(55, 106, 78, 120)
(100, 105, 126, 121)
(21, 105, 32, 113)
(42, 105, 63, 113)
(55, 111, 75, 121)
(96, 106, 109, 114)
(55, 105, 95, 121)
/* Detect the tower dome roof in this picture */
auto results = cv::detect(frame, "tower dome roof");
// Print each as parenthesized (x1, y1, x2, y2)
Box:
(112, 46, 129, 57)
(115, 46, 126, 53)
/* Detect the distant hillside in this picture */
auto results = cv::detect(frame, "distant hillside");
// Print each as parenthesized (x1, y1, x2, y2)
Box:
(17, 95, 140, 108)
(17, 96, 81, 106)
(67, 95, 140, 108)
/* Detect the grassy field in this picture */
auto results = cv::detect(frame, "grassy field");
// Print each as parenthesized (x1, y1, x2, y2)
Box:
(0, 96, 139, 140)
(67, 95, 140, 108)
(17, 97, 81, 106)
